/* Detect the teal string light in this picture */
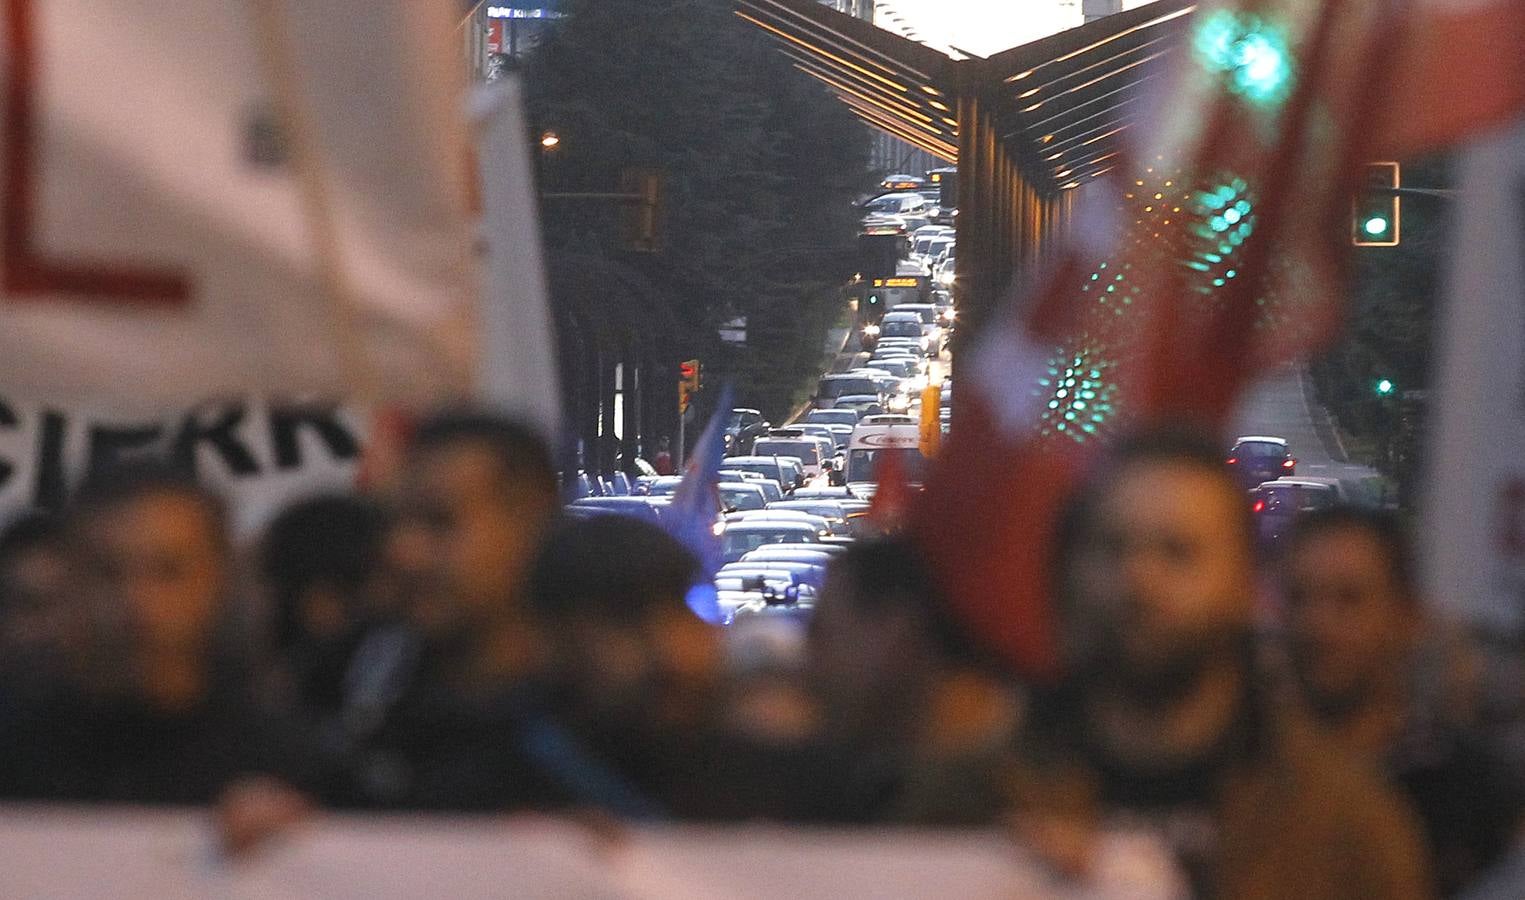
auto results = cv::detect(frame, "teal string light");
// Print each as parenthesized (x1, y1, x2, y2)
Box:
(1192, 10, 1295, 107)
(1035, 347, 1118, 445)
(1183, 175, 1256, 296)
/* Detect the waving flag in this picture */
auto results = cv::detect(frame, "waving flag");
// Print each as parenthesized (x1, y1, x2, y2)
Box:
(913, 0, 1525, 680)
(867, 444, 913, 530)
(665, 385, 735, 624)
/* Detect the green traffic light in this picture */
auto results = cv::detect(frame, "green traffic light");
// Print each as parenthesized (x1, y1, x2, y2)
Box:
(1375, 378, 1395, 396)
(1364, 216, 1390, 237)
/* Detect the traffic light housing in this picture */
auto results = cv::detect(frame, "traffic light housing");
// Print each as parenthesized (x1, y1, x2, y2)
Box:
(1353, 161, 1400, 247)
(678, 358, 700, 412)
(621, 168, 664, 253)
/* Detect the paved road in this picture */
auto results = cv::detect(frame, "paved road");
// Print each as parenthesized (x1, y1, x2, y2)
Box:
(1231, 364, 1386, 500)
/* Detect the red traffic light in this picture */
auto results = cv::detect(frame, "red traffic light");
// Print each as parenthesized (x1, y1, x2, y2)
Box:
(679, 362, 697, 379)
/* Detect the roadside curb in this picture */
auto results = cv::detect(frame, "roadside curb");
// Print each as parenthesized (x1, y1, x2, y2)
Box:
(1298, 367, 1349, 464)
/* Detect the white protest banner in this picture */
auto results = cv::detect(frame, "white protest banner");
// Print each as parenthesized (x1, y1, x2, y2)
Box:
(0, 0, 476, 411)
(0, 807, 1187, 900)
(474, 77, 563, 441)
(1424, 119, 1525, 634)
(0, 395, 366, 536)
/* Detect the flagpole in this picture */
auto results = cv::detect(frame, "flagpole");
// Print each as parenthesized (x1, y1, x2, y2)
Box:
(248, 0, 380, 408)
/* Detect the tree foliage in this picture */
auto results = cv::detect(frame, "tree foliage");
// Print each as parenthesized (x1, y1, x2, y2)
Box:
(1310, 153, 1449, 496)
(525, 0, 873, 420)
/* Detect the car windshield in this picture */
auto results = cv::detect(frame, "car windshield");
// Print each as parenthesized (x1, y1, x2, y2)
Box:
(881, 321, 922, 338)
(818, 377, 879, 399)
(723, 529, 815, 557)
(1236, 441, 1286, 459)
(1259, 484, 1336, 512)
(864, 195, 911, 213)
(805, 409, 857, 425)
(752, 440, 820, 466)
(729, 460, 781, 479)
(847, 447, 929, 483)
(725, 411, 745, 427)
(719, 485, 765, 510)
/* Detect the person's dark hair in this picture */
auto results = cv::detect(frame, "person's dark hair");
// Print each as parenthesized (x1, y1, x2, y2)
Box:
(261, 494, 387, 650)
(412, 410, 556, 497)
(1051, 426, 1254, 601)
(825, 537, 996, 669)
(1285, 506, 1417, 605)
(528, 515, 699, 623)
(0, 512, 62, 617)
(0, 511, 61, 570)
(68, 460, 229, 551)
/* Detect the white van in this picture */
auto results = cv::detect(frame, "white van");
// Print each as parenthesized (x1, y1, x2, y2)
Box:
(844, 421, 928, 495)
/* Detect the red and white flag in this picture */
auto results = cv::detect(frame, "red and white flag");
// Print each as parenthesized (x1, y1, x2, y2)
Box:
(912, 0, 1525, 679)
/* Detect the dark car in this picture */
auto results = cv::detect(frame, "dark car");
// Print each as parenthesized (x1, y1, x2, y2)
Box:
(566, 496, 670, 525)
(720, 521, 821, 563)
(1226, 436, 1296, 488)
(814, 375, 884, 410)
(724, 408, 770, 456)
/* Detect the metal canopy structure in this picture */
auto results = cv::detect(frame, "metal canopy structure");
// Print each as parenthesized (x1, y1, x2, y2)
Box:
(984, 2, 1196, 191)
(736, 0, 1199, 350)
(734, 1, 962, 163)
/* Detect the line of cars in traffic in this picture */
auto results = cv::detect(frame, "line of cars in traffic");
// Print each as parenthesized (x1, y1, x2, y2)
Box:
(1230, 435, 1387, 548)
(561, 174, 962, 624)
(561, 375, 947, 625)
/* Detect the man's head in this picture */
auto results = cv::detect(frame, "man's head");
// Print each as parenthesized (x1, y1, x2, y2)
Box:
(528, 515, 719, 731)
(386, 411, 559, 641)
(0, 512, 76, 678)
(808, 537, 986, 739)
(1281, 507, 1419, 718)
(1053, 428, 1257, 702)
(68, 464, 230, 692)
(261, 493, 387, 667)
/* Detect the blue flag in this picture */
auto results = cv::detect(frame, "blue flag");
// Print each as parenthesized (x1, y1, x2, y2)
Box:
(666, 384, 733, 624)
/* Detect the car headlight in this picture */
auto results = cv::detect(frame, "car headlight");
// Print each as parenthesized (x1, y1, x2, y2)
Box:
(941, 308, 956, 323)
(862, 324, 881, 336)
(711, 521, 725, 536)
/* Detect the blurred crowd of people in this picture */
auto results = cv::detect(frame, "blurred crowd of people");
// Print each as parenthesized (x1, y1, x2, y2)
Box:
(0, 413, 1521, 898)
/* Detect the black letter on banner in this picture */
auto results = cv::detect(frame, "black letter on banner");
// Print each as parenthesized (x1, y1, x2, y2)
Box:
(172, 403, 259, 476)
(270, 405, 360, 470)
(86, 423, 164, 480)
(32, 410, 67, 510)
(0, 397, 16, 490)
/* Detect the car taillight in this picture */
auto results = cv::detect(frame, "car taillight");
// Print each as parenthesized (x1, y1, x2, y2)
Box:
(1252, 500, 1266, 513)
(1226, 457, 1238, 465)
(1282, 458, 1295, 469)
